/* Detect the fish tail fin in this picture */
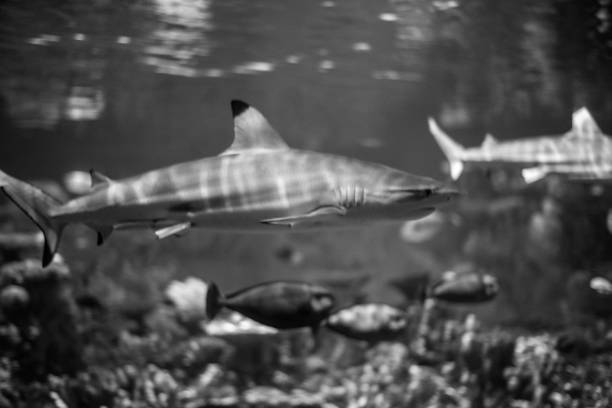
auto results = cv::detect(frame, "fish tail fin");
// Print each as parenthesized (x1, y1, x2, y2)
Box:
(205, 282, 224, 320)
(0, 169, 66, 267)
(427, 118, 466, 180)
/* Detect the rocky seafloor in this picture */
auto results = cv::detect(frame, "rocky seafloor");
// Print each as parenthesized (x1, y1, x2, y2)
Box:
(1, 254, 612, 408)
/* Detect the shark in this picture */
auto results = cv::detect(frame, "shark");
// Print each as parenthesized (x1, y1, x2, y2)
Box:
(0, 100, 458, 267)
(428, 107, 612, 183)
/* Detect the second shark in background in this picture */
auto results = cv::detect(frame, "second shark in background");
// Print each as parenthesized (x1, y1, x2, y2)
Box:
(428, 108, 612, 184)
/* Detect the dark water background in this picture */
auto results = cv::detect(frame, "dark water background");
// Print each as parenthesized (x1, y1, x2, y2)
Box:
(1, 0, 612, 323)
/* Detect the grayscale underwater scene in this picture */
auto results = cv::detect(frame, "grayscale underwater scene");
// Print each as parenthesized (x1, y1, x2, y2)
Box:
(1, 0, 612, 407)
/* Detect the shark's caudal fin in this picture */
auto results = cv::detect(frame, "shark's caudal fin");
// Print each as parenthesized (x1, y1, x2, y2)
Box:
(427, 118, 466, 180)
(0, 169, 66, 267)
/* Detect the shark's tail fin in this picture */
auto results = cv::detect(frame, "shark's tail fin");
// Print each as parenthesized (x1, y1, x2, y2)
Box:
(0, 169, 66, 267)
(427, 118, 466, 180)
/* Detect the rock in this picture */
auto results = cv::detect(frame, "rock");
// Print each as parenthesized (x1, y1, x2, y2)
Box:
(165, 277, 208, 327)
(0, 285, 29, 319)
(0, 259, 80, 378)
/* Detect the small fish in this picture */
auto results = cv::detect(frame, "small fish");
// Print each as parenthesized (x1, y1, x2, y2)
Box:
(399, 211, 461, 243)
(324, 303, 407, 343)
(555, 330, 612, 358)
(205, 281, 335, 332)
(1, 100, 458, 267)
(590, 276, 612, 295)
(204, 311, 279, 336)
(275, 245, 305, 266)
(567, 272, 612, 319)
(429, 107, 612, 183)
(429, 272, 499, 303)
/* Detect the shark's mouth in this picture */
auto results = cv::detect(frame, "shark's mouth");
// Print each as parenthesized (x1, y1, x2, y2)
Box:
(382, 186, 459, 206)
(385, 187, 434, 198)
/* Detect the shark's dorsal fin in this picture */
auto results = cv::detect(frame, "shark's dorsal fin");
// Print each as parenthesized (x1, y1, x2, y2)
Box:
(89, 169, 113, 189)
(481, 133, 498, 148)
(568, 107, 602, 139)
(220, 100, 289, 156)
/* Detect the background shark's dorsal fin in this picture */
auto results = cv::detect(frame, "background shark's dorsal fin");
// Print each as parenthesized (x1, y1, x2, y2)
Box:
(481, 133, 498, 148)
(568, 107, 602, 139)
(220, 100, 289, 156)
(89, 169, 113, 189)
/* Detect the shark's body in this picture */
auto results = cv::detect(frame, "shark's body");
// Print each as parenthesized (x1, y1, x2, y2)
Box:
(428, 108, 612, 183)
(1, 100, 457, 266)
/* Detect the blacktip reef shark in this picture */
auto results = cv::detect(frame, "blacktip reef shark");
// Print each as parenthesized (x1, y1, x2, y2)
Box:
(0, 100, 458, 267)
(428, 107, 612, 183)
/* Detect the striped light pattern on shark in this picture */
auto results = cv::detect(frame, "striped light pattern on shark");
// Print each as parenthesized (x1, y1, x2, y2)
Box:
(428, 108, 612, 183)
(0, 100, 458, 266)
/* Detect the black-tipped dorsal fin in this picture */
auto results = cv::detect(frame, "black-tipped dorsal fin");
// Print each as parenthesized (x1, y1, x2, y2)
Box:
(220, 100, 289, 156)
(481, 133, 498, 148)
(568, 107, 602, 139)
(89, 169, 113, 189)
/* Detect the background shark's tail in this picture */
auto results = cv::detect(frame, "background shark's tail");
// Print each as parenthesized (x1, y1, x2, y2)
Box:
(0, 169, 66, 267)
(427, 118, 466, 180)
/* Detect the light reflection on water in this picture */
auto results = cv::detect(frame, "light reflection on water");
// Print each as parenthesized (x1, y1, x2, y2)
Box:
(142, 0, 213, 77)
(0, 0, 610, 178)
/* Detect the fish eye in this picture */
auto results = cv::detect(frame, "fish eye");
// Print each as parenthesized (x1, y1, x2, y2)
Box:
(310, 293, 334, 311)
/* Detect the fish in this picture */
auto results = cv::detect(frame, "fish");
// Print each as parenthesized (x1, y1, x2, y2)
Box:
(589, 276, 612, 295)
(398, 211, 462, 243)
(324, 303, 407, 343)
(204, 281, 335, 332)
(556, 330, 612, 358)
(429, 272, 499, 303)
(0, 100, 459, 266)
(428, 107, 612, 183)
(567, 272, 612, 320)
(204, 311, 279, 336)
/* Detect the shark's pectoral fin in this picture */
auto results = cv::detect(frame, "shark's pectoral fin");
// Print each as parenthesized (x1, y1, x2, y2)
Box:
(260, 205, 347, 227)
(154, 222, 192, 239)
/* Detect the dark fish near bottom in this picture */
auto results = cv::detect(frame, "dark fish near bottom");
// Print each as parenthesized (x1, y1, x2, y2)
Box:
(429, 272, 499, 303)
(324, 303, 407, 343)
(205, 281, 335, 331)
